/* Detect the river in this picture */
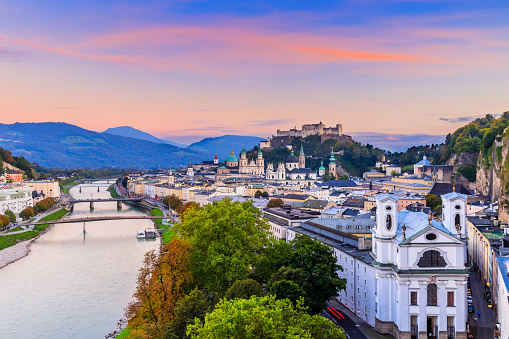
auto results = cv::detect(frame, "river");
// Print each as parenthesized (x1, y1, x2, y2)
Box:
(0, 182, 160, 338)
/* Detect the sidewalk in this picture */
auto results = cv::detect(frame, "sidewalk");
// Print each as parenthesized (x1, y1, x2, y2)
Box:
(330, 299, 394, 339)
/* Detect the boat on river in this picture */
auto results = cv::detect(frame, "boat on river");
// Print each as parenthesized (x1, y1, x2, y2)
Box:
(144, 228, 157, 239)
(136, 230, 145, 239)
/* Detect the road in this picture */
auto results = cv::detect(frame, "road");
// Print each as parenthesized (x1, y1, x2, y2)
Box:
(468, 270, 496, 339)
(322, 301, 369, 339)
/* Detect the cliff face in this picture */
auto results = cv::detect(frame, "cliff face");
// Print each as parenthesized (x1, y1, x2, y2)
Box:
(476, 136, 508, 222)
(446, 152, 478, 190)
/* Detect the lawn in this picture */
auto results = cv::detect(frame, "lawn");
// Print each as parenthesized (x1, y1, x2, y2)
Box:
(34, 209, 69, 231)
(5, 226, 24, 233)
(150, 208, 164, 225)
(108, 185, 122, 199)
(0, 231, 39, 250)
(61, 181, 80, 194)
(116, 326, 131, 339)
(162, 227, 177, 245)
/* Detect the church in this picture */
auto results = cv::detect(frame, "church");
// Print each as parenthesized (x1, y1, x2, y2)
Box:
(217, 148, 265, 177)
(265, 144, 317, 185)
(372, 192, 469, 339)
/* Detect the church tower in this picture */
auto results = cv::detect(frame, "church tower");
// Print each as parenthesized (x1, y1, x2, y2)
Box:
(239, 147, 248, 173)
(187, 162, 194, 177)
(328, 148, 337, 179)
(318, 161, 325, 176)
(373, 194, 398, 264)
(256, 149, 265, 174)
(214, 154, 219, 164)
(441, 192, 467, 238)
(299, 143, 305, 169)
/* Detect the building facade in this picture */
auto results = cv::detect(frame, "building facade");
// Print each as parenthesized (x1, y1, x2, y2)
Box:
(0, 188, 33, 215)
(27, 180, 61, 198)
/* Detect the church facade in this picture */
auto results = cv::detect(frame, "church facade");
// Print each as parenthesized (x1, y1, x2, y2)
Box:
(265, 144, 317, 185)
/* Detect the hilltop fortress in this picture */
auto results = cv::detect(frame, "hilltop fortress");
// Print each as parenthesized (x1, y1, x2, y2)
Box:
(260, 122, 351, 150)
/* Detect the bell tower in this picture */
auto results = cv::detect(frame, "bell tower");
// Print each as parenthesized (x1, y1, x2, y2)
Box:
(441, 192, 467, 238)
(299, 142, 305, 169)
(373, 194, 399, 264)
(328, 148, 337, 179)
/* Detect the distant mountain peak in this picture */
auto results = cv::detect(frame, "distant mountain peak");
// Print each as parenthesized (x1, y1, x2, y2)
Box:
(103, 126, 187, 148)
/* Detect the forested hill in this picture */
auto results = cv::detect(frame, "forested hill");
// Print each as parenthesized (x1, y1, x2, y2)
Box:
(0, 147, 35, 179)
(245, 135, 384, 177)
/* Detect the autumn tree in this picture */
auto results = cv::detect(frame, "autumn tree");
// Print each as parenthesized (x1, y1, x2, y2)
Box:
(176, 198, 270, 295)
(280, 235, 346, 314)
(125, 238, 194, 337)
(224, 279, 264, 300)
(0, 215, 10, 227)
(266, 198, 284, 208)
(164, 195, 183, 211)
(187, 295, 345, 339)
(20, 207, 35, 220)
(179, 202, 200, 220)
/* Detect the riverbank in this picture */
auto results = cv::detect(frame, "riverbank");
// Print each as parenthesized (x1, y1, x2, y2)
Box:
(0, 208, 69, 269)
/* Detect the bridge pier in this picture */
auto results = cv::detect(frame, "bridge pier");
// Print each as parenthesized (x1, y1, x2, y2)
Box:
(70, 204, 74, 212)
(90, 201, 94, 209)
(117, 201, 122, 209)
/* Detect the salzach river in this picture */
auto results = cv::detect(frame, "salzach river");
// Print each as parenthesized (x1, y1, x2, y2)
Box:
(0, 182, 160, 338)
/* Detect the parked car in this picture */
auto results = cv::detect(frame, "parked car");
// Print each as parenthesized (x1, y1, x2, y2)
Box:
(467, 296, 473, 304)
(468, 304, 474, 313)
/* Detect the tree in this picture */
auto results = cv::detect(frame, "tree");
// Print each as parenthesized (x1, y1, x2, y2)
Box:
(254, 190, 263, 197)
(4, 210, 16, 224)
(176, 198, 270, 295)
(250, 240, 292, 284)
(339, 174, 349, 180)
(165, 195, 184, 211)
(269, 280, 307, 306)
(266, 198, 284, 208)
(122, 176, 128, 188)
(187, 295, 345, 339)
(266, 266, 307, 291)
(179, 202, 200, 220)
(164, 288, 211, 339)
(0, 215, 10, 227)
(224, 279, 264, 300)
(125, 238, 194, 337)
(425, 194, 442, 210)
(391, 170, 399, 177)
(281, 235, 346, 314)
(20, 207, 35, 220)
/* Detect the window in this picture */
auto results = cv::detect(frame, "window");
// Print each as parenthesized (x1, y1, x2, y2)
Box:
(447, 291, 454, 306)
(426, 233, 437, 241)
(351, 283, 353, 289)
(386, 214, 392, 230)
(417, 250, 447, 267)
(351, 296, 353, 303)
(351, 259, 354, 266)
(455, 214, 461, 228)
(351, 271, 353, 277)
(357, 300, 360, 307)
(364, 279, 367, 286)
(357, 275, 359, 281)
(357, 287, 360, 295)
(411, 291, 418, 305)
(340, 254, 342, 259)
(364, 267, 367, 273)
(427, 283, 437, 306)
(364, 292, 367, 300)
(357, 263, 360, 269)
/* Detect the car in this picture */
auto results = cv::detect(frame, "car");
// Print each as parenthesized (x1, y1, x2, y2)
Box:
(467, 296, 473, 304)
(468, 304, 474, 313)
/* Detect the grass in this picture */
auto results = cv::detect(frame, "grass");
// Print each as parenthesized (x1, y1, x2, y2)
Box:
(62, 181, 80, 195)
(5, 226, 24, 233)
(162, 227, 177, 245)
(0, 208, 69, 250)
(116, 326, 131, 339)
(150, 208, 164, 225)
(108, 185, 122, 199)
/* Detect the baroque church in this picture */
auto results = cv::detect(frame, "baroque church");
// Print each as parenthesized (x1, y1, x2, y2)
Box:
(265, 144, 317, 185)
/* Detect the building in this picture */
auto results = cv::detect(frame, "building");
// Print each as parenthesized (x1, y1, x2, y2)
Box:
(363, 171, 385, 180)
(386, 166, 402, 176)
(398, 196, 427, 211)
(328, 148, 337, 180)
(6, 170, 23, 183)
(414, 156, 431, 174)
(27, 180, 61, 198)
(263, 205, 319, 241)
(265, 147, 317, 185)
(372, 193, 469, 339)
(187, 163, 194, 177)
(239, 148, 265, 175)
(416, 165, 454, 184)
(495, 256, 509, 339)
(0, 187, 33, 215)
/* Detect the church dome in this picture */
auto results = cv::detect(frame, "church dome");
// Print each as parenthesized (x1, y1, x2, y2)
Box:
(226, 149, 238, 162)
(286, 150, 299, 163)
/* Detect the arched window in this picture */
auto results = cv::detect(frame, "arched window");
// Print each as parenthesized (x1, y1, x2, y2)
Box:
(427, 283, 437, 306)
(417, 250, 447, 267)
(455, 214, 461, 228)
(386, 214, 392, 230)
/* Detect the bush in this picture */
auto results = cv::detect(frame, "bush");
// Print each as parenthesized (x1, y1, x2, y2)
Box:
(224, 279, 264, 300)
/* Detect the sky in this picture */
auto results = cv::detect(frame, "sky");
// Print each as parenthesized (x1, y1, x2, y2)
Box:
(1, 0, 509, 149)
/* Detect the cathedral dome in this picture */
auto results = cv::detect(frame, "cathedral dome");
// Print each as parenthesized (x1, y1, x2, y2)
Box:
(226, 150, 239, 162)
(286, 150, 299, 163)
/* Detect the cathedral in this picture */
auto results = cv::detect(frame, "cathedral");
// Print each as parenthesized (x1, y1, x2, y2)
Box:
(217, 148, 265, 177)
(265, 144, 317, 185)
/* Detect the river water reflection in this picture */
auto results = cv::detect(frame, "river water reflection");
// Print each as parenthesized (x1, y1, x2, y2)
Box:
(0, 182, 159, 338)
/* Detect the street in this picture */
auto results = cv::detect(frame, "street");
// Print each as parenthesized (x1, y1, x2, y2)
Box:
(468, 270, 496, 339)
(322, 300, 369, 339)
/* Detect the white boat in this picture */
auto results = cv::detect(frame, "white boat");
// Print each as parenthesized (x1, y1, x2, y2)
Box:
(136, 230, 145, 239)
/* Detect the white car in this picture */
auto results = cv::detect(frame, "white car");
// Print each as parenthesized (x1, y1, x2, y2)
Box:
(467, 296, 473, 304)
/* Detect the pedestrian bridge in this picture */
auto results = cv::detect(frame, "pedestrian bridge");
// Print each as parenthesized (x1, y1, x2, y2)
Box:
(69, 198, 142, 210)
(29, 215, 169, 226)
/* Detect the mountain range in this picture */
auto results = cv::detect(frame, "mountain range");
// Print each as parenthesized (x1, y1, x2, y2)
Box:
(103, 126, 188, 148)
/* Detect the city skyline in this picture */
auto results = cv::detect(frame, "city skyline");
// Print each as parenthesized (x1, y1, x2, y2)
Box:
(1, 1, 509, 144)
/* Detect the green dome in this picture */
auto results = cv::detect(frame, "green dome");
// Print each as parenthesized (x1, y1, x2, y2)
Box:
(241, 147, 246, 155)
(286, 150, 299, 163)
(329, 149, 336, 164)
(319, 161, 325, 170)
(226, 150, 238, 162)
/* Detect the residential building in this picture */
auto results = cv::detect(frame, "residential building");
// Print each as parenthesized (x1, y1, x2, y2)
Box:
(27, 180, 61, 198)
(0, 187, 33, 215)
(6, 170, 23, 183)
(263, 205, 319, 241)
(495, 256, 509, 339)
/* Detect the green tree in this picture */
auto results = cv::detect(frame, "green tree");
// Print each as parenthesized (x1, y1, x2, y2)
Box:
(269, 280, 307, 306)
(339, 174, 349, 180)
(281, 235, 346, 314)
(179, 202, 200, 220)
(224, 279, 264, 300)
(425, 194, 442, 210)
(176, 198, 270, 295)
(4, 210, 16, 224)
(250, 240, 292, 284)
(266, 266, 307, 291)
(254, 190, 263, 198)
(164, 288, 211, 339)
(121, 176, 128, 188)
(187, 295, 345, 339)
(266, 198, 284, 208)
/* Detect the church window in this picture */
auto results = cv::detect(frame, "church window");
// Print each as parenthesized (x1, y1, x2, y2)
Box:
(447, 291, 455, 306)
(427, 283, 437, 306)
(455, 205, 461, 210)
(426, 233, 437, 241)
(386, 205, 392, 211)
(411, 291, 418, 305)
(417, 250, 447, 267)
(386, 214, 392, 230)
(455, 214, 461, 228)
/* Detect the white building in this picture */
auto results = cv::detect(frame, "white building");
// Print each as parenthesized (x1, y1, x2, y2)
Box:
(263, 205, 317, 241)
(0, 187, 33, 215)
(372, 193, 468, 339)
(496, 256, 509, 339)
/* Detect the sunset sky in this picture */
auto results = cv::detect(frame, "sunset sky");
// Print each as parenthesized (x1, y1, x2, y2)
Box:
(1, 0, 509, 146)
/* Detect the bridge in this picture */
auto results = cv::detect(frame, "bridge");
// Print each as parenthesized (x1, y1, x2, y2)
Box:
(69, 198, 142, 210)
(28, 215, 170, 225)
